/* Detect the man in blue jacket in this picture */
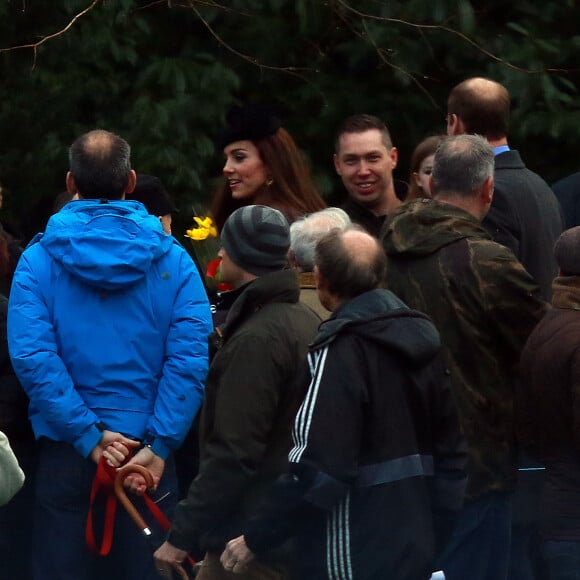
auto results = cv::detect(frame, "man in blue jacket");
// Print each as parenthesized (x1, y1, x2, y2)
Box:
(7, 129, 213, 580)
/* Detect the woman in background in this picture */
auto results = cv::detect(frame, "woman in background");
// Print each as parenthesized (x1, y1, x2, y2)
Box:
(406, 135, 445, 201)
(212, 105, 326, 230)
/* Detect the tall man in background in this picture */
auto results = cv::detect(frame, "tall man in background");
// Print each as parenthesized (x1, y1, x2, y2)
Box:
(446, 76, 563, 300)
(447, 77, 563, 579)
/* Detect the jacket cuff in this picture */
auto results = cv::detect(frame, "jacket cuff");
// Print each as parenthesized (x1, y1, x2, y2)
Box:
(76, 424, 103, 458)
(303, 471, 349, 510)
(167, 527, 195, 552)
(244, 524, 276, 557)
(150, 437, 171, 460)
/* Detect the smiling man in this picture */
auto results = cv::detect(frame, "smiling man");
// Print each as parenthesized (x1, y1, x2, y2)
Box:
(335, 114, 401, 237)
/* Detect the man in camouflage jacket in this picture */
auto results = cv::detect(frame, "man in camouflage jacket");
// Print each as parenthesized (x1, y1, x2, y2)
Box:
(382, 135, 547, 580)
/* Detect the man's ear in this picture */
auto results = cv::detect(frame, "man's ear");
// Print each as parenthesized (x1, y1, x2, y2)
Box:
(447, 113, 466, 136)
(333, 153, 342, 176)
(66, 172, 78, 196)
(314, 265, 327, 290)
(481, 176, 494, 205)
(287, 248, 298, 270)
(389, 146, 398, 169)
(125, 170, 137, 195)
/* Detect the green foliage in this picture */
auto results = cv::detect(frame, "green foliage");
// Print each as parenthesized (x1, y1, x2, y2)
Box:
(1, 0, 580, 238)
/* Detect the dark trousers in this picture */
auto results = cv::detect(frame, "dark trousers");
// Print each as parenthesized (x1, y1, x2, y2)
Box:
(32, 439, 177, 580)
(543, 541, 580, 580)
(508, 460, 547, 580)
(439, 491, 512, 580)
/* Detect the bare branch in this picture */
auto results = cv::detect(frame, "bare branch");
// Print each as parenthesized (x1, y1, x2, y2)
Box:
(185, 0, 313, 76)
(165, 0, 256, 18)
(360, 18, 441, 110)
(0, 0, 103, 69)
(334, 0, 572, 74)
(136, 0, 168, 10)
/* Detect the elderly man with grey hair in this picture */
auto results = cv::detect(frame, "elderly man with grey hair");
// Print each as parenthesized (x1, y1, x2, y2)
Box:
(288, 207, 351, 318)
(382, 134, 547, 580)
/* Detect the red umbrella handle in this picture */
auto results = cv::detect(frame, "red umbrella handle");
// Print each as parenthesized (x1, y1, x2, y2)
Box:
(114, 464, 155, 536)
(115, 463, 197, 575)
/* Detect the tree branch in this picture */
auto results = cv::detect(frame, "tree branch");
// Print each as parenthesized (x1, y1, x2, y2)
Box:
(334, 0, 572, 74)
(0, 0, 103, 69)
(185, 0, 314, 78)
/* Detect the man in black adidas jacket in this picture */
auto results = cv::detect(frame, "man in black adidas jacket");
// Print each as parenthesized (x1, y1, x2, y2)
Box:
(221, 226, 467, 580)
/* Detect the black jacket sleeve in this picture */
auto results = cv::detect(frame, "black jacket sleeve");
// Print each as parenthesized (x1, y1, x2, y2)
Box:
(245, 338, 365, 554)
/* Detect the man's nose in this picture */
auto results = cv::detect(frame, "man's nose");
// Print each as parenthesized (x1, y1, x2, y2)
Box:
(357, 162, 370, 175)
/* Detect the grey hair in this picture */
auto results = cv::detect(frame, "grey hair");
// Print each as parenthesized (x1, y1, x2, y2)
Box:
(431, 134, 494, 199)
(290, 207, 352, 271)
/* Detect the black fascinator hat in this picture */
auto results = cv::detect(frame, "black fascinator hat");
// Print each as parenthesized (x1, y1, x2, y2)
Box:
(217, 103, 282, 149)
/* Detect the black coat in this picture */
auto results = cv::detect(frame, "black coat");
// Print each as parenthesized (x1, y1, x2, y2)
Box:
(552, 170, 580, 230)
(341, 198, 386, 239)
(483, 150, 563, 299)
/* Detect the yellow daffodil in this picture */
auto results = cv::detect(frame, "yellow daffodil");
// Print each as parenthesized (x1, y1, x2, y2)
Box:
(185, 216, 218, 241)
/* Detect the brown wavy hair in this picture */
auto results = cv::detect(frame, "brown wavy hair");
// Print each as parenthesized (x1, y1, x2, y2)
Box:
(212, 127, 326, 231)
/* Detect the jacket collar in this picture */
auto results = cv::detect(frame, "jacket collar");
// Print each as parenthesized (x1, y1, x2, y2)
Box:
(221, 269, 299, 339)
(494, 149, 525, 170)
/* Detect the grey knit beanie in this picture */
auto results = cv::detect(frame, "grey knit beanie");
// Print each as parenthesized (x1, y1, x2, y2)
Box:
(554, 226, 580, 276)
(220, 205, 290, 275)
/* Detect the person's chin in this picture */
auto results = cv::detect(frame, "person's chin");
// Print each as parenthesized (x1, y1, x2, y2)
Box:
(352, 193, 379, 207)
(231, 188, 255, 201)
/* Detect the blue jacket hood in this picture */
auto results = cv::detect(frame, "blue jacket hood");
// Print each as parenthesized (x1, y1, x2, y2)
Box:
(39, 199, 173, 290)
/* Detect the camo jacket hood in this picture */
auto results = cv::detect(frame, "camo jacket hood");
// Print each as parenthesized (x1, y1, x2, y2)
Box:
(382, 198, 491, 257)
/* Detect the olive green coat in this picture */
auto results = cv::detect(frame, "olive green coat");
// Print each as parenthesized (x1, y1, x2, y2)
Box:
(382, 199, 547, 499)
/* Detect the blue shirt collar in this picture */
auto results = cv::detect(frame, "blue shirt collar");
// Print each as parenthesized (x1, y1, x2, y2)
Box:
(493, 145, 510, 156)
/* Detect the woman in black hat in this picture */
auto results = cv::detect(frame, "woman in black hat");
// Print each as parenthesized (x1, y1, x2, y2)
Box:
(212, 105, 326, 231)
